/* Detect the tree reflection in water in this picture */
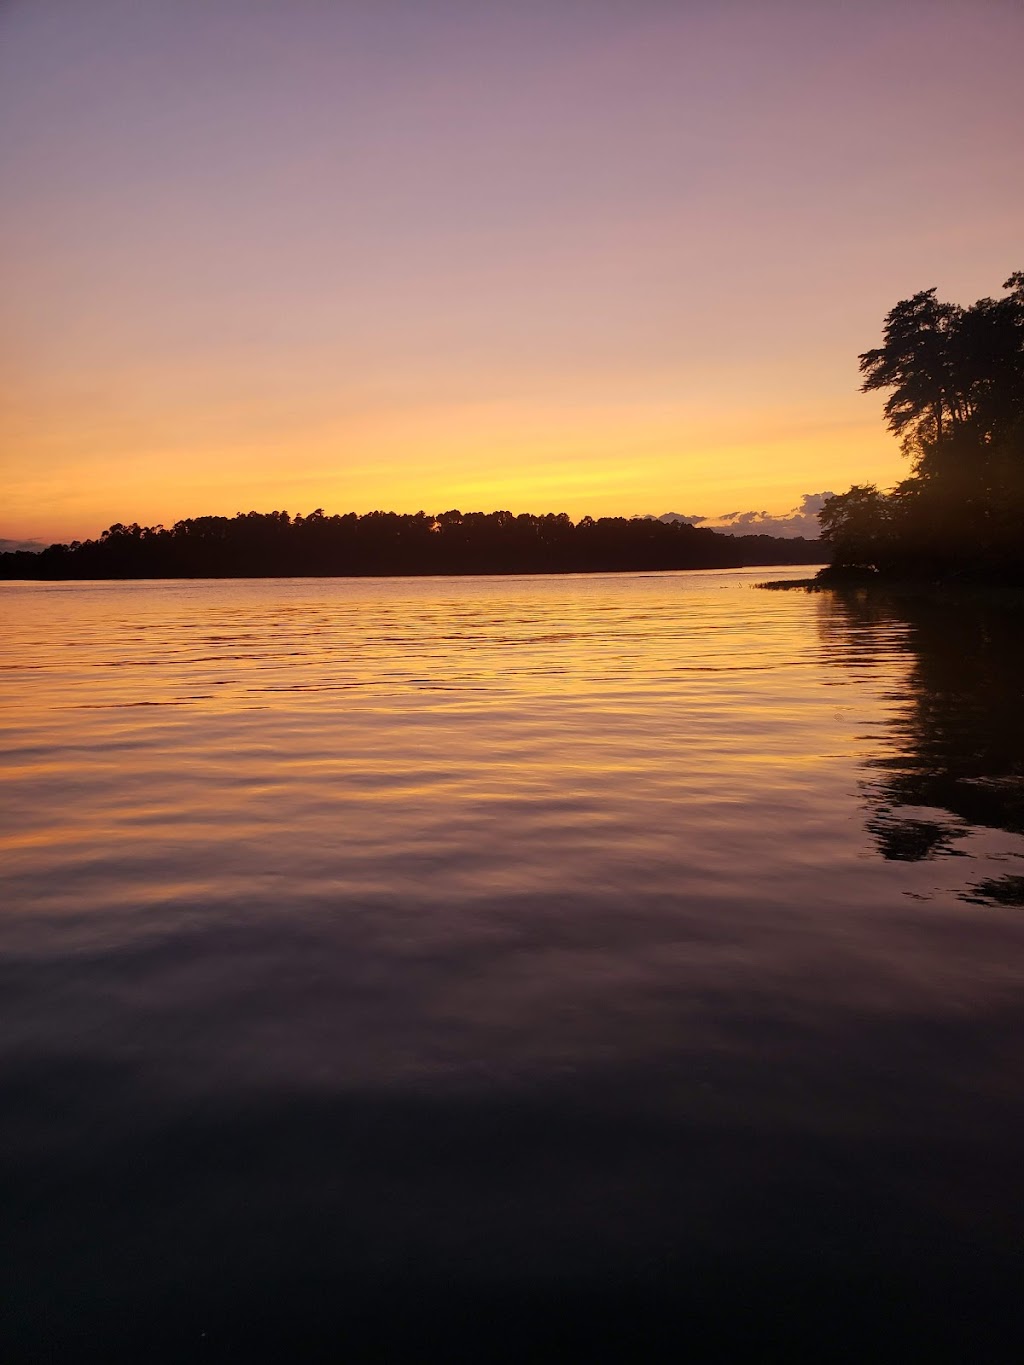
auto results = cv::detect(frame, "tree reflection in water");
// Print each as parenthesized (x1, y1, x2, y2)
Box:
(819, 586, 1024, 903)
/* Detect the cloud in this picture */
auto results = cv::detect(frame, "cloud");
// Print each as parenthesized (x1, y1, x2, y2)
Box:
(656, 511, 707, 525)
(695, 492, 833, 539)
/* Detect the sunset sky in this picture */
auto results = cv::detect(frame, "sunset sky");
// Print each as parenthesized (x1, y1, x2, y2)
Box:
(2, 0, 1022, 546)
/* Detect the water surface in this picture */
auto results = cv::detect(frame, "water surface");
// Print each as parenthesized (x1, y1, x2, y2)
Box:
(2, 569, 1023, 1358)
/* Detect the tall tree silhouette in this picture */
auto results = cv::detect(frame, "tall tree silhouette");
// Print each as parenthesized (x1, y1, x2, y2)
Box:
(824, 271, 1024, 578)
(858, 289, 962, 452)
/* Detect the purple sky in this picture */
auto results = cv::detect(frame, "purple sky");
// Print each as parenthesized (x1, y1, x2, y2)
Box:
(2, 0, 1022, 542)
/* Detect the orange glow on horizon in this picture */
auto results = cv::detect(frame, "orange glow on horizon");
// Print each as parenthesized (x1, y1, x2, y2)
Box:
(2, 2, 1020, 546)
(3, 385, 903, 543)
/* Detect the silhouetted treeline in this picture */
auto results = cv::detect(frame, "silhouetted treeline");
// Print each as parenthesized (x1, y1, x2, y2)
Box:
(819, 271, 1024, 581)
(0, 509, 823, 580)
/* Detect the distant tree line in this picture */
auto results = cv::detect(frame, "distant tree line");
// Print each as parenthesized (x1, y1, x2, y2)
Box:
(0, 509, 823, 580)
(820, 272, 1024, 580)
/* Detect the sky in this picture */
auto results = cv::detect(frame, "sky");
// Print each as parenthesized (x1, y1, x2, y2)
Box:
(2, 0, 1023, 546)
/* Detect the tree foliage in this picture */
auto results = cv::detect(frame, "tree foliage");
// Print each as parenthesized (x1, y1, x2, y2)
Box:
(825, 271, 1024, 580)
(0, 509, 823, 580)
(858, 272, 1024, 460)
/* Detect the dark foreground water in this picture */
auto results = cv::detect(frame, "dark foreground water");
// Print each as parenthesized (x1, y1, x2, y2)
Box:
(2, 569, 1023, 1360)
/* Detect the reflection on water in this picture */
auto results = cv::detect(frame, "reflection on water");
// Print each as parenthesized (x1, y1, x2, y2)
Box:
(1, 570, 1023, 1359)
(819, 587, 1024, 902)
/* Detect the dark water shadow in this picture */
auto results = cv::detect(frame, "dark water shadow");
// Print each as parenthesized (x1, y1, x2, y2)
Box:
(817, 586, 1024, 904)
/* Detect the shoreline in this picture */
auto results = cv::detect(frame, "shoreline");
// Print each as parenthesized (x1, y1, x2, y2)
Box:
(0, 562, 826, 586)
(758, 571, 1024, 599)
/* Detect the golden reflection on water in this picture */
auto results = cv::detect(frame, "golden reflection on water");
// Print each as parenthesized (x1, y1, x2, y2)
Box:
(3, 568, 1022, 976)
(3, 569, 1024, 1354)
(2, 569, 867, 914)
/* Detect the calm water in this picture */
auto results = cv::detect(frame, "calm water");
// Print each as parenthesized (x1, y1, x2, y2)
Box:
(2, 569, 1023, 1359)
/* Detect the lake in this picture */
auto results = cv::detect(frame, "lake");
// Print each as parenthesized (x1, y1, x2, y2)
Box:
(2, 569, 1023, 1359)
